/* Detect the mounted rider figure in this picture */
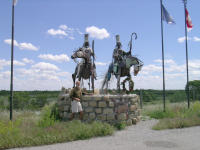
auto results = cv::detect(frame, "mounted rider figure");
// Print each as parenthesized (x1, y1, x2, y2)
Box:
(72, 34, 97, 89)
(112, 35, 130, 74)
(101, 33, 143, 93)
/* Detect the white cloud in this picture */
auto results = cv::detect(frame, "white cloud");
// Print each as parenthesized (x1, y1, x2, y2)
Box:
(190, 70, 200, 75)
(154, 59, 175, 65)
(177, 36, 191, 43)
(59, 25, 68, 30)
(166, 64, 185, 72)
(47, 29, 67, 36)
(76, 28, 84, 35)
(0, 67, 73, 90)
(4, 39, 18, 46)
(193, 36, 200, 42)
(0, 59, 10, 70)
(96, 62, 108, 66)
(38, 54, 70, 63)
(1, 58, 200, 90)
(142, 64, 162, 72)
(0, 59, 25, 70)
(22, 58, 34, 64)
(47, 25, 83, 40)
(178, 36, 200, 43)
(18, 43, 38, 51)
(132, 58, 200, 89)
(0, 71, 11, 79)
(86, 26, 110, 39)
(32, 62, 60, 71)
(56, 71, 71, 77)
(68, 36, 75, 40)
(13, 60, 25, 66)
(189, 60, 200, 70)
(4, 39, 39, 51)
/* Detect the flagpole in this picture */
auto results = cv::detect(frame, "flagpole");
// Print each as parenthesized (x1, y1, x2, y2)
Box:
(160, 0, 166, 112)
(10, 0, 15, 121)
(184, 0, 190, 108)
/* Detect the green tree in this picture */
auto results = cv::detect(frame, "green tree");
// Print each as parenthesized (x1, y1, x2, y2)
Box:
(34, 94, 48, 108)
(142, 91, 156, 102)
(169, 91, 186, 103)
(13, 92, 30, 109)
(185, 80, 200, 101)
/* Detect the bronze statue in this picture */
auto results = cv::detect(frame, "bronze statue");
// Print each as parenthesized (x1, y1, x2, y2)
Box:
(101, 33, 143, 93)
(71, 34, 96, 92)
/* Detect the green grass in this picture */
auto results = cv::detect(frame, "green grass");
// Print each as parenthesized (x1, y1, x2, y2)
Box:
(0, 107, 114, 149)
(143, 102, 200, 130)
(114, 122, 126, 130)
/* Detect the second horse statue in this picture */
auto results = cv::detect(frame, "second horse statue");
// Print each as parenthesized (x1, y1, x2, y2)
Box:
(101, 33, 143, 92)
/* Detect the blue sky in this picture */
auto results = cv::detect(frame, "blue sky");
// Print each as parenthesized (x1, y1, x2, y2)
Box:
(0, 0, 200, 90)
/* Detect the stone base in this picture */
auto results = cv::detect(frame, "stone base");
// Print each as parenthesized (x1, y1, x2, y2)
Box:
(57, 92, 140, 126)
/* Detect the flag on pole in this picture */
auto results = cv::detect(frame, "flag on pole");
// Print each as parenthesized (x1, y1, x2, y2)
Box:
(162, 4, 176, 24)
(13, 0, 18, 6)
(185, 8, 193, 29)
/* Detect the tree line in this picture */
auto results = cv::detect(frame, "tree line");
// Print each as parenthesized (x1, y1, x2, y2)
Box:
(0, 80, 199, 110)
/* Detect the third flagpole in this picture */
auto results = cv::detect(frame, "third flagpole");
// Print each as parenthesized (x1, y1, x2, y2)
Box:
(10, 0, 15, 121)
(183, 0, 190, 108)
(160, 0, 166, 112)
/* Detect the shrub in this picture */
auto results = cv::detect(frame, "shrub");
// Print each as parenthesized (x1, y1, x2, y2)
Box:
(150, 102, 200, 130)
(0, 111, 114, 149)
(50, 103, 61, 121)
(169, 91, 186, 103)
(37, 104, 57, 128)
(114, 122, 126, 130)
(0, 119, 22, 148)
(146, 109, 175, 119)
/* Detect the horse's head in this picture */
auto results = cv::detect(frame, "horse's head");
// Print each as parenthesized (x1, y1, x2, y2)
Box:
(133, 58, 143, 76)
(71, 48, 85, 59)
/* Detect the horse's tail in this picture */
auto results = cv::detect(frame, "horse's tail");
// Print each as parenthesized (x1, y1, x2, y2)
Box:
(101, 63, 113, 90)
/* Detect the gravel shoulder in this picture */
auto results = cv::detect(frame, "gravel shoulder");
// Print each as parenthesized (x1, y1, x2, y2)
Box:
(11, 120, 200, 150)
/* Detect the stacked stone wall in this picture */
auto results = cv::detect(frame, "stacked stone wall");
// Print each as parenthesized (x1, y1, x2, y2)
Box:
(58, 93, 141, 125)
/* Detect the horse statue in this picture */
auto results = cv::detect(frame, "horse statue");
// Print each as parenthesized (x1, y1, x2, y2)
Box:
(101, 33, 143, 93)
(71, 34, 96, 92)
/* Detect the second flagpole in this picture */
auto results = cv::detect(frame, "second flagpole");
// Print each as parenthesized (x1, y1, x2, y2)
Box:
(160, 0, 166, 112)
(183, 1, 190, 108)
(10, 0, 15, 121)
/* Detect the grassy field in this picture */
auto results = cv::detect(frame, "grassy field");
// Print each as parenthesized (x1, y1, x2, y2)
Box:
(1, 89, 200, 148)
(0, 106, 114, 150)
(142, 101, 200, 130)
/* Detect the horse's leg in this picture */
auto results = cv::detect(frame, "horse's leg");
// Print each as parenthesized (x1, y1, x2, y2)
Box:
(122, 78, 126, 91)
(88, 77, 90, 91)
(106, 80, 108, 92)
(129, 77, 134, 92)
(91, 64, 95, 93)
(91, 75, 94, 93)
(72, 66, 78, 88)
(72, 74, 75, 88)
(78, 64, 82, 81)
(117, 67, 122, 93)
(117, 75, 121, 93)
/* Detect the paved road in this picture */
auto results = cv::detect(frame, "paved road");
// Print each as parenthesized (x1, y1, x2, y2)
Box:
(12, 120, 200, 150)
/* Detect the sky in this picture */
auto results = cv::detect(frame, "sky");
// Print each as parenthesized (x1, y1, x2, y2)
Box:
(0, 0, 200, 91)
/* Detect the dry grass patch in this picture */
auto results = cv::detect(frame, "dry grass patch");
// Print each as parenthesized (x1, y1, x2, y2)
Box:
(143, 102, 200, 130)
(0, 106, 114, 149)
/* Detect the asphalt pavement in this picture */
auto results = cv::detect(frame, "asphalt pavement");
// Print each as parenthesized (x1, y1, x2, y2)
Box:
(12, 119, 200, 150)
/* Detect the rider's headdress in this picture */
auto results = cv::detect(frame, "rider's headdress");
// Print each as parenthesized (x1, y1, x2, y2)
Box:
(116, 35, 122, 48)
(83, 34, 89, 47)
